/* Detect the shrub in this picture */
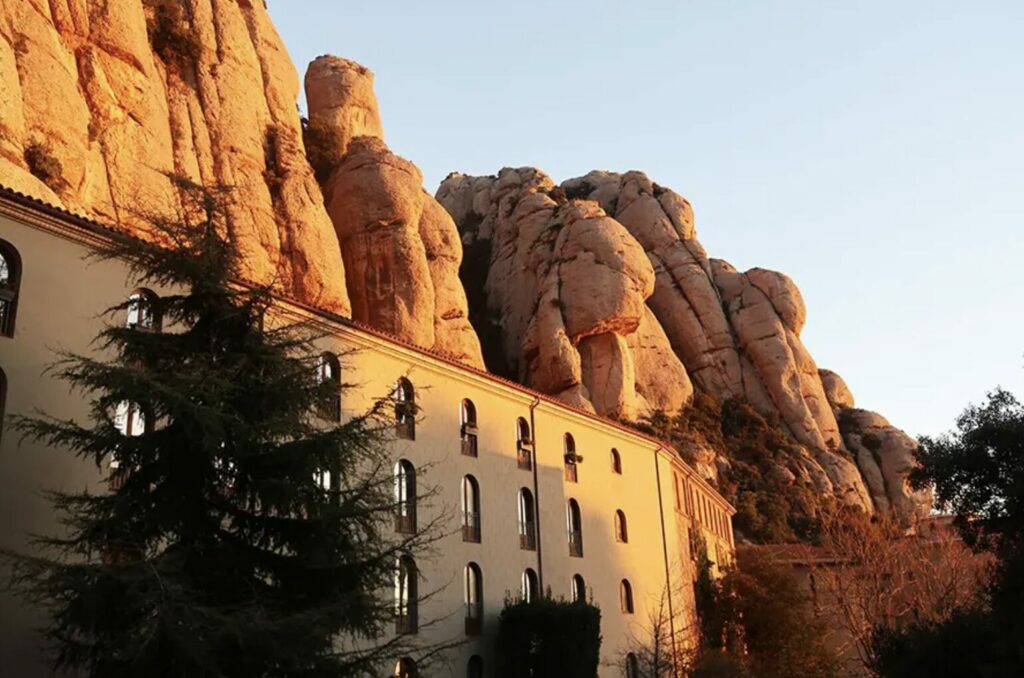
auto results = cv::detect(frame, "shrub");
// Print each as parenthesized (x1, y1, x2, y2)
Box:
(143, 0, 200, 71)
(24, 142, 66, 191)
(300, 116, 341, 183)
(634, 396, 837, 544)
(263, 126, 285, 205)
(496, 596, 602, 678)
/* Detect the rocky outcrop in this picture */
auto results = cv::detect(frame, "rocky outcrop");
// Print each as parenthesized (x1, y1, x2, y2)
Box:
(823, 370, 933, 523)
(0, 3, 926, 523)
(438, 168, 930, 519)
(305, 56, 483, 367)
(0, 0, 350, 314)
(436, 169, 691, 419)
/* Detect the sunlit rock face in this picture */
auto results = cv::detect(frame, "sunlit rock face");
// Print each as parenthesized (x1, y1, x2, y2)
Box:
(0, 0, 350, 314)
(439, 168, 930, 521)
(0, 1, 927, 522)
(437, 169, 693, 421)
(305, 56, 484, 367)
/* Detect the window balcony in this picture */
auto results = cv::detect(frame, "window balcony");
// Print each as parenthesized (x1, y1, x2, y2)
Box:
(465, 603, 483, 636)
(519, 524, 537, 551)
(462, 514, 481, 543)
(568, 530, 583, 557)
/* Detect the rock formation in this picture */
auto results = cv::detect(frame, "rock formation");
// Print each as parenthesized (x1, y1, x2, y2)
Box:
(0, 2, 927, 525)
(305, 56, 483, 367)
(824, 370, 933, 522)
(437, 169, 691, 419)
(0, 0, 349, 314)
(438, 168, 931, 520)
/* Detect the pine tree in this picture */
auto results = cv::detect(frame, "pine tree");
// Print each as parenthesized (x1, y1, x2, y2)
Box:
(4, 180, 441, 677)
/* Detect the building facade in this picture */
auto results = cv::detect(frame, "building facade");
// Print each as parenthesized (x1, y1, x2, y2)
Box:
(0, 189, 735, 677)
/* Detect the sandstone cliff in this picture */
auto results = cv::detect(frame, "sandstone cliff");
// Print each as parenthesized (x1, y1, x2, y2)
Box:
(438, 168, 930, 523)
(305, 56, 484, 367)
(0, 0, 350, 313)
(0, 2, 926, 529)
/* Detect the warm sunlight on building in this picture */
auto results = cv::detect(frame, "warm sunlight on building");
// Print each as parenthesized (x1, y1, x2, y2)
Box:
(0, 189, 735, 677)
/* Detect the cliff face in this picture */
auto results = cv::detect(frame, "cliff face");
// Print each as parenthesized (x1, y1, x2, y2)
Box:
(304, 57, 483, 367)
(438, 169, 931, 523)
(0, 2, 926, 527)
(0, 0, 350, 314)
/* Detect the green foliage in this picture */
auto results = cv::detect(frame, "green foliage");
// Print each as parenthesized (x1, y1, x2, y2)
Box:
(263, 126, 285, 205)
(143, 0, 201, 71)
(300, 116, 342, 183)
(2, 179, 435, 677)
(870, 388, 1024, 676)
(691, 548, 840, 678)
(635, 395, 832, 543)
(495, 596, 602, 678)
(870, 610, 1006, 678)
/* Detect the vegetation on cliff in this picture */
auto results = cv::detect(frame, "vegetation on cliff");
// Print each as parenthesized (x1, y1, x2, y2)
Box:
(634, 394, 828, 544)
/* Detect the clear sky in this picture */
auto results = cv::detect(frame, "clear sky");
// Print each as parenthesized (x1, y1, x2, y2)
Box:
(272, 1, 1024, 439)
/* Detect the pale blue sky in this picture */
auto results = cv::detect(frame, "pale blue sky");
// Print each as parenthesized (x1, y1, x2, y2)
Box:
(272, 1, 1024, 438)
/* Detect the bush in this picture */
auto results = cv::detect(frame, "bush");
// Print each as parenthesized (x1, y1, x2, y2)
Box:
(24, 142, 65, 191)
(300, 116, 341, 183)
(263, 126, 285, 205)
(143, 0, 200, 70)
(496, 596, 602, 678)
(871, 610, 1003, 678)
(634, 396, 834, 544)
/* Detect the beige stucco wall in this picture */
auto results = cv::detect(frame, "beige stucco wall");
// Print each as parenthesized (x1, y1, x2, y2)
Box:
(0, 204, 735, 678)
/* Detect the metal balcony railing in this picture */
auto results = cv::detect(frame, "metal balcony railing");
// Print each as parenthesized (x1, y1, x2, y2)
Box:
(462, 513, 481, 543)
(395, 608, 418, 635)
(517, 445, 533, 471)
(317, 393, 341, 422)
(395, 416, 415, 441)
(394, 511, 416, 535)
(569, 530, 583, 557)
(519, 523, 537, 551)
(461, 428, 478, 457)
(465, 602, 483, 636)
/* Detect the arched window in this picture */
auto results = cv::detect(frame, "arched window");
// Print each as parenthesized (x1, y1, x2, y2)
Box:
(620, 579, 634, 614)
(461, 398, 478, 457)
(316, 352, 342, 421)
(395, 556, 418, 634)
(567, 498, 583, 557)
(615, 509, 629, 544)
(113, 400, 147, 438)
(467, 655, 484, 678)
(563, 433, 578, 483)
(126, 288, 160, 331)
(464, 562, 483, 635)
(394, 460, 416, 534)
(518, 488, 536, 550)
(521, 568, 539, 603)
(394, 378, 415, 440)
(0, 240, 21, 338)
(625, 652, 639, 678)
(611, 448, 622, 474)
(571, 574, 586, 603)
(394, 657, 418, 677)
(462, 475, 481, 543)
(111, 400, 148, 490)
(516, 417, 532, 470)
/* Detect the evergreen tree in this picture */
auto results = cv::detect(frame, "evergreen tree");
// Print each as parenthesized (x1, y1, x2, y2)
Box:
(3, 180, 440, 677)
